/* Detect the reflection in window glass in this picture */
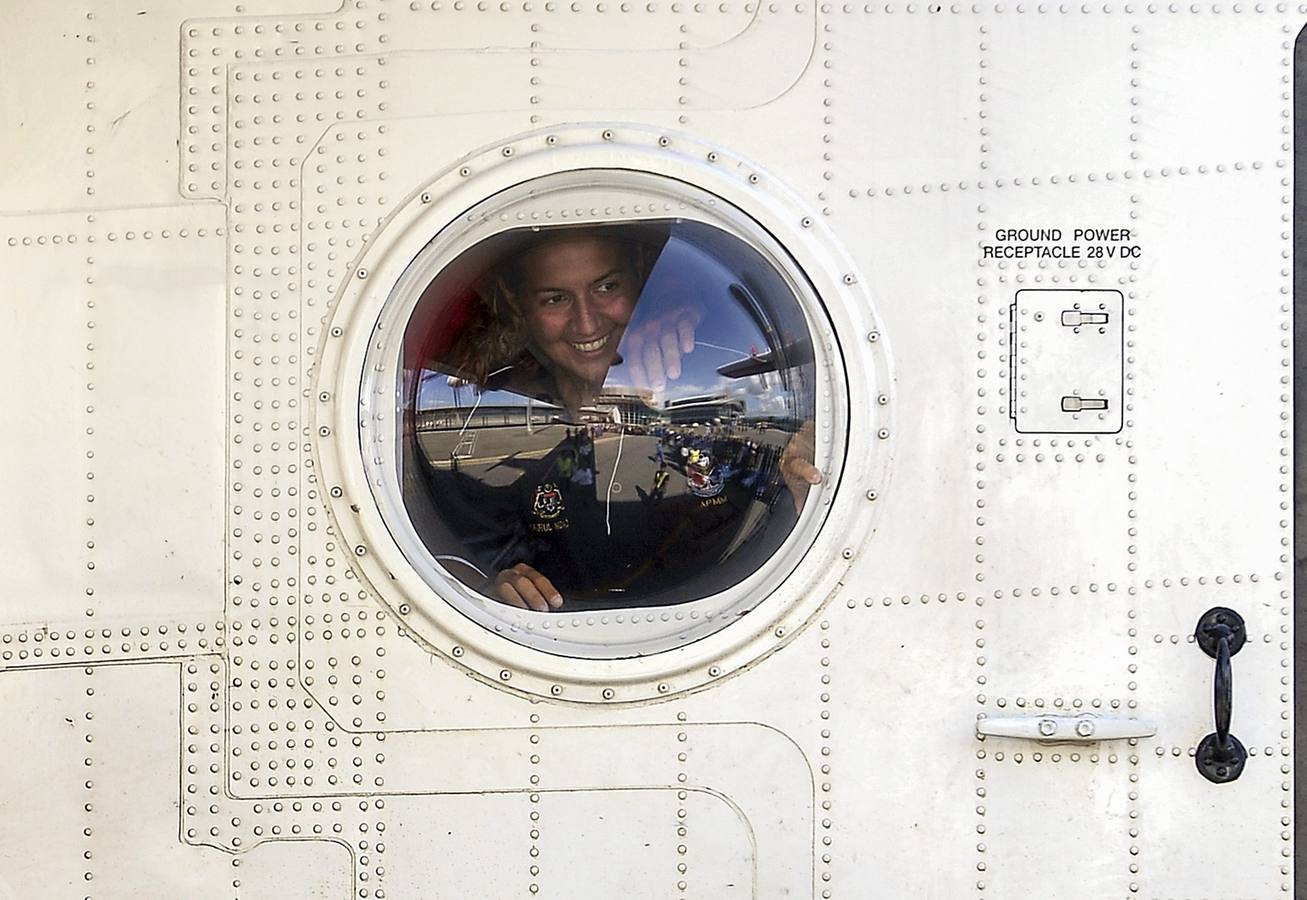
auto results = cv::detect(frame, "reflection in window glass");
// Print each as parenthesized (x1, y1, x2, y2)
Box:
(400, 220, 819, 612)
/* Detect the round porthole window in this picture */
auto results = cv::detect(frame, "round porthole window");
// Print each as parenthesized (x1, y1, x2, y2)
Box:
(355, 168, 852, 661)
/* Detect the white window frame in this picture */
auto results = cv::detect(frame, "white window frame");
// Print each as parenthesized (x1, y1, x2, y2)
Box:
(313, 127, 891, 701)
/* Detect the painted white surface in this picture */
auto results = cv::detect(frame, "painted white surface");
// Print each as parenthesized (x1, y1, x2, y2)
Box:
(0, 2, 1295, 896)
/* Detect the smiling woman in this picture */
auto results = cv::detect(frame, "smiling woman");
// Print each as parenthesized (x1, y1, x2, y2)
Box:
(434, 224, 675, 416)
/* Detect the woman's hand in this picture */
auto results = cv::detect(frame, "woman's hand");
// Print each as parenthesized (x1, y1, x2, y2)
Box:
(779, 421, 823, 513)
(490, 562, 564, 611)
(621, 304, 704, 394)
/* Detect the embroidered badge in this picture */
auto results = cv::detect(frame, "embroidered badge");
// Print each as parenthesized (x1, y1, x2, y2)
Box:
(531, 481, 566, 520)
(686, 454, 725, 499)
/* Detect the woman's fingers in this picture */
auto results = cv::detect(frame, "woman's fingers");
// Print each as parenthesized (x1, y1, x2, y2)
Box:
(658, 331, 682, 381)
(779, 422, 823, 513)
(624, 328, 648, 389)
(492, 580, 529, 609)
(642, 341, 666, 392)
(492, 563, 563, 611)
(675, 314, 696, 354)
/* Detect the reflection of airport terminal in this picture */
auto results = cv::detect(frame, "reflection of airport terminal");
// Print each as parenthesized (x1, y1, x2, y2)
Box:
(402, 220, 820, 612)
(664, 394, 746, 427)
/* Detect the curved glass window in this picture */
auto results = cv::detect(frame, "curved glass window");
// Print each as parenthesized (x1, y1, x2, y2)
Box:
(399, 218, 821, 614)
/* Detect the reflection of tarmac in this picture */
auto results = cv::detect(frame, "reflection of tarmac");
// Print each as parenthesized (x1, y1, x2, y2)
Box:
(417, 424, 791, 502)
(419, 427, 682, 497)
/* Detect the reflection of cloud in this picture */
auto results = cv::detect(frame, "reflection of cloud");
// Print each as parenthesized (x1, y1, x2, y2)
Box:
(647, 380, 720, 405)
(419, 378, 530, 410)
(754, 393, 793, 415)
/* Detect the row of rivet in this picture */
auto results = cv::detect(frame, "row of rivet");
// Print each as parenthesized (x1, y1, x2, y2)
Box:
(1123, 29, 1142, 887)
(848, 592, 970, 607)
(973, 31, 988, 888)
(850, 161, 1286, 202)
(980, 747, 1128, 764)
(82, 666, 97, 889)
(1275, 21, 1293, 892)
(819, 5, 834, 219)
(1154, 743, 1291, 759)
(818, 619, 833, 898)
(370, 0, 1307, 9)
(674, 716, 693, 889)
(827, 1, 1302, 8)
(413, 0, 753, 9)
(675, 710, 691, 898)
(991, 695, 1128, 709)
(529, 713, 543, 894)
(1143, 572, 1280, 587)
(82, 21, 98, 889)
(0, 226, 219, 252)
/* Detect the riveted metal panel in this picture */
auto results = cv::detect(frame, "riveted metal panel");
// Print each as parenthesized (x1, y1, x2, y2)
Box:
(0, 1, 1297, 897)
(982, 757, 1134, 897)
(0, 214, 93, 618)
(1133, 171, 1290, 578)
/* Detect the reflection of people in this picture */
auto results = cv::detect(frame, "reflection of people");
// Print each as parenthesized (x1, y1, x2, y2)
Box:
(430, 227, 822, 612)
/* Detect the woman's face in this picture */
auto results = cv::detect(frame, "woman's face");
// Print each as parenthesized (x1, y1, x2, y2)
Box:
(513, 235, 638, 393)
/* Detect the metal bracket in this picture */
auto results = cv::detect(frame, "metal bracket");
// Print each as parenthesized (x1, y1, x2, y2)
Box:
(977, 712, 1157, 744)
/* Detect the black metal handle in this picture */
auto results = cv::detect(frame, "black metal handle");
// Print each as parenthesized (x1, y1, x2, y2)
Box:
(1213, 631, 1233, 748)
(1194, 607, 1247, 784)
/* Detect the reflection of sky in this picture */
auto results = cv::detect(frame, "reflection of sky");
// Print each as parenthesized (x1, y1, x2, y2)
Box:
(417, 226, 808, 418)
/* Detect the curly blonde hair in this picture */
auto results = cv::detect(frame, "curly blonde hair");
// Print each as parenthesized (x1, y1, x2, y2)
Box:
(441, 225, 665, 390)
(441, 271, 533, 387)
